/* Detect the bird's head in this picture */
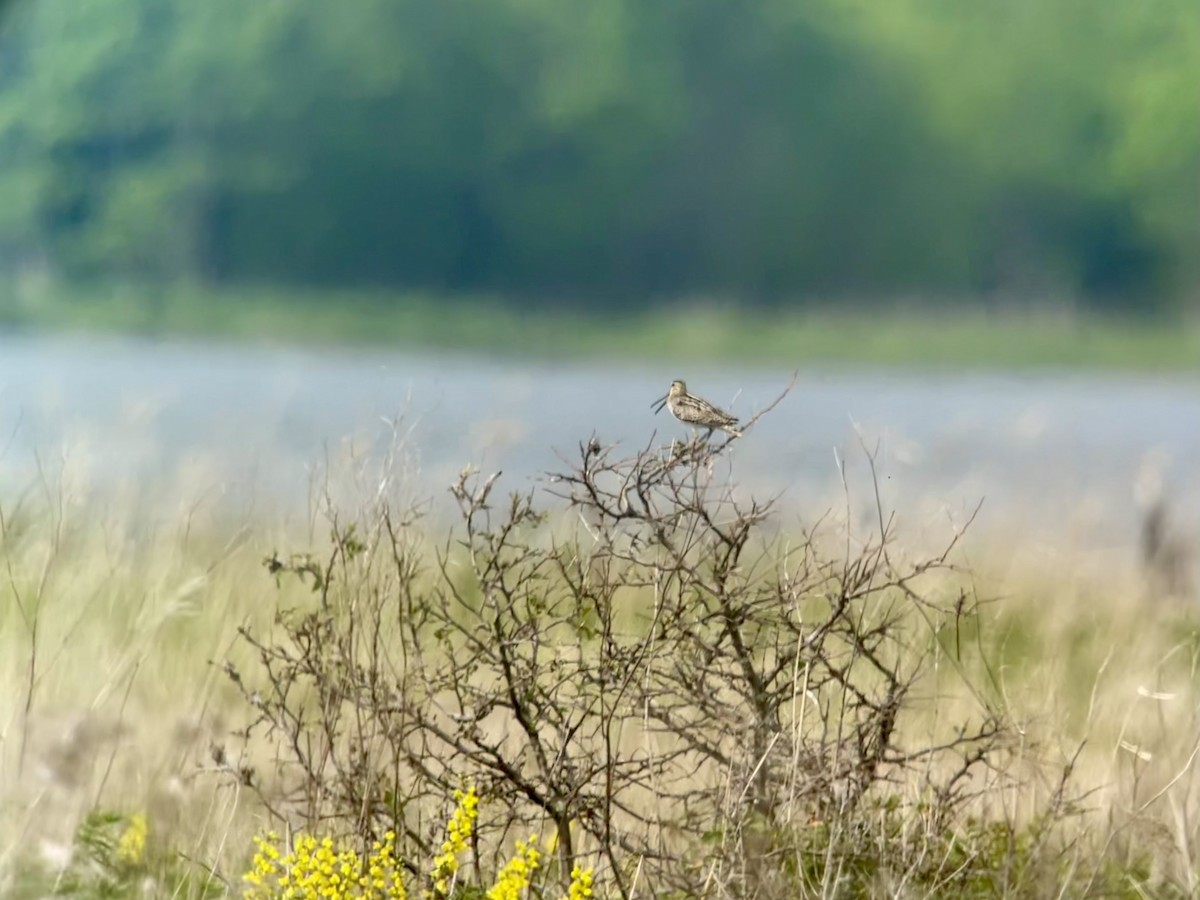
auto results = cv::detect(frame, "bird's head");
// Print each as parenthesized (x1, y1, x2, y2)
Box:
(651, 379, 687, 414)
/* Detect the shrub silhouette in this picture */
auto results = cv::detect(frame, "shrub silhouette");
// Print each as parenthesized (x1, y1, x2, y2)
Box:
(220, 393, 1083, 896)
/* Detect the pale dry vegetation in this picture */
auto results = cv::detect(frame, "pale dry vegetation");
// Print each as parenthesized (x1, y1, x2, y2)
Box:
(0, 405, 1197, 898)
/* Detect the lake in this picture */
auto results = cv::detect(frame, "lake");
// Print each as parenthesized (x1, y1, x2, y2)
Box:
(1, 331, 1196, 566)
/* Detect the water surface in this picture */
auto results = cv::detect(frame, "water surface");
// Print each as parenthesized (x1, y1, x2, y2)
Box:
(1, 332, 1196, 561)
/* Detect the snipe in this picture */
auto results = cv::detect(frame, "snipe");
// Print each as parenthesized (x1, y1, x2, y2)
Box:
(652, 379, 742, 439)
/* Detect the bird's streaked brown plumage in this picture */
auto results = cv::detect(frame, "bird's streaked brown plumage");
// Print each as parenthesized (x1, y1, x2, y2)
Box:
(652, 379, 742, 438)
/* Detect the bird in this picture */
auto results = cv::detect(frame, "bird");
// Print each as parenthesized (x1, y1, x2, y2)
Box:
(651, 379, 742, 439)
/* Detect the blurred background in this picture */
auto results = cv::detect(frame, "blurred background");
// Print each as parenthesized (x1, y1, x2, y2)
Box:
(0, 0, 1196, 574)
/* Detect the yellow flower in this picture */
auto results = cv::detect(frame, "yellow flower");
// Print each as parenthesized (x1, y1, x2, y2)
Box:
(562, 865, 594, 900)
(243, 833, 284, 900)
(117, 813, 148, 866)
(486, 836, 540, 900)
(244, 828, 409, 900)
(426, 786, 479, 899)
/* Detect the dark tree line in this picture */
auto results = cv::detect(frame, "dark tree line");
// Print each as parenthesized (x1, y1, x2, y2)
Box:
(0, 0, 1194, 311)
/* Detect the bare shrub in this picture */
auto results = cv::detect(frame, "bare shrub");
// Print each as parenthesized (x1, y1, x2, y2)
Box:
(220, 394, 1062, 897)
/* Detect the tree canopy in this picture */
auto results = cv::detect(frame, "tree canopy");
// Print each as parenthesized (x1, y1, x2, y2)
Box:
(0, 0, 1194, 311)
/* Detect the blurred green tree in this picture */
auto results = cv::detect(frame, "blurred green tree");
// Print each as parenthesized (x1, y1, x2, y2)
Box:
(0, 0, 1193, 310)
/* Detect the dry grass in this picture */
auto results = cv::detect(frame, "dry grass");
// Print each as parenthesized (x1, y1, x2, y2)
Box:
(963, 550, 1200, 892)
(0, 432, 1196, 898)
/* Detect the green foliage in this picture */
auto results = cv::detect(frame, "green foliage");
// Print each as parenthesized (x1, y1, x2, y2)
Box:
(7, 809, 222, 899)
(3, 282, 1196, 370)
(702, 804, 1176, 899)
(0, 0, 1194, 308)
(835, 0, 1200, 303)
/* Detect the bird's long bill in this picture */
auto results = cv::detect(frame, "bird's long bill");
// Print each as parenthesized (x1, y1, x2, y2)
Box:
(651, 394, 668, 414)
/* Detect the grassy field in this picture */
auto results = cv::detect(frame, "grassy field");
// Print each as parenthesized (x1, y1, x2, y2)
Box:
(1, 280, 1198, 897)
(0, 427, 1197, 899)
(1, 279, 1198, 371)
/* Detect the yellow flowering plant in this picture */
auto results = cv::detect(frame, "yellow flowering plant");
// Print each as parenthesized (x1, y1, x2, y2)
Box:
(36, 810, 199, 898)
(485, 835, 540, 900)
(244, 830, 407, 900)
(561, 865, 595, 900)
(244, 785, 598, 900)
(116, 812, 149, 866)
(426, 786, 480, 899)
